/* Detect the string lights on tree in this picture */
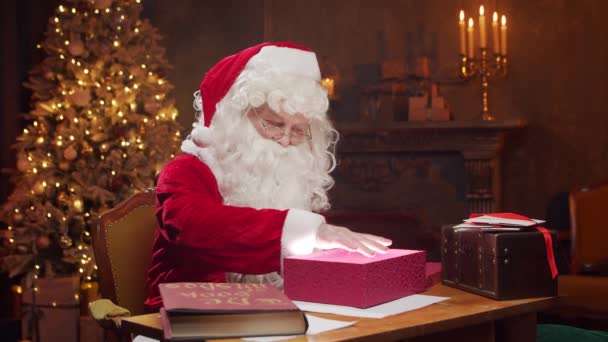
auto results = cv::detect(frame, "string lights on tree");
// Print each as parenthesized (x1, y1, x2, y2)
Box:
(0, 0, 182, 280)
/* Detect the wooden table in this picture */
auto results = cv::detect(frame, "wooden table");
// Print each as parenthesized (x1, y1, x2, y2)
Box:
(123, 284, 556, 342)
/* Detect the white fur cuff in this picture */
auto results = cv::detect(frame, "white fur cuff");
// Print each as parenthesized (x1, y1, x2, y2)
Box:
(281, 209, 325, 257)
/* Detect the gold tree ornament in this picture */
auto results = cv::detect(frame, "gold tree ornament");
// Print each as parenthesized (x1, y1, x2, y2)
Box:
(0, 0, 182, 278)
(33, 182, 46, 195)
(36, 236, 51, 250)
(16, 158, 28, 172)
(63, 145, 78, 161)
(69, 89, 91, 107)
(59, 235, 73, 249)
(68, 39, 85, 56)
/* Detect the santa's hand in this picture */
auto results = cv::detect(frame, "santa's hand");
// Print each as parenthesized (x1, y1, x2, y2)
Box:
(315, 223, 392, 257)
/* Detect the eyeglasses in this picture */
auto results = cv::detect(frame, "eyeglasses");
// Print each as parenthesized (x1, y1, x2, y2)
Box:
(251, 107, 312, 145)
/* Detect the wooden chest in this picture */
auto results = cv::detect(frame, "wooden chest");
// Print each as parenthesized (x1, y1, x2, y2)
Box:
(441, 225, 557, 300)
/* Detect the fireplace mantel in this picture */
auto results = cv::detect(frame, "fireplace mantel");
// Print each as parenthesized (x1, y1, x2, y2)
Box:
(335, 119, 526, 214)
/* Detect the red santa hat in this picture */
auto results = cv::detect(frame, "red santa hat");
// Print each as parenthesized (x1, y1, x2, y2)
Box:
(191, 42, 322, 147)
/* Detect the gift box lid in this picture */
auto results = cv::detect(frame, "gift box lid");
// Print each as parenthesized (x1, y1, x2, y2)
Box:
(286, 249, 422, 265)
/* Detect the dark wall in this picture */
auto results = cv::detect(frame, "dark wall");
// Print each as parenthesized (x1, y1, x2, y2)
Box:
(3, 0, 608, 220)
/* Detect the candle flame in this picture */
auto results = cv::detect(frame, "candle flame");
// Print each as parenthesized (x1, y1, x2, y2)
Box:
(459, 10, 465, 21)
(493, 12, 498, 22)
(468, 17, 474, 28)
(501, 15, 507, 26)
(479, 5, 485, 16)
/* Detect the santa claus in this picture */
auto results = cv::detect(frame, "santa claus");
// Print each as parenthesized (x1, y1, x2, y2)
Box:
(144, 42, 391, 310)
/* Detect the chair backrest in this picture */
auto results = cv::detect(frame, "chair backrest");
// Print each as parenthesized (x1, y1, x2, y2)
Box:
(569, 183, 608, 273)
(92, 189, 156, 316)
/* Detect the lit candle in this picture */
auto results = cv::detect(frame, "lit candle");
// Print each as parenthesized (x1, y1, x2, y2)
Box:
(459, 10, 466, 55)
(500, 15, 507, 55)
(321, 77, 335, 100)
(467, 18, 475, 58)
(479, 5, 487, 48)
(492, 12, 500, 54)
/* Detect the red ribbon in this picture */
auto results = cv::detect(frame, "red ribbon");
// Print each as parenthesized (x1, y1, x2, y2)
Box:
(536, 227, 559, 279)
(470, 213, 558, 279)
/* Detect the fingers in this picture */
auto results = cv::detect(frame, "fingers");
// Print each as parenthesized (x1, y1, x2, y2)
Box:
(356, 234, 390, 255)
(314, 224, 392, 258)
(361, 233, 393, 247)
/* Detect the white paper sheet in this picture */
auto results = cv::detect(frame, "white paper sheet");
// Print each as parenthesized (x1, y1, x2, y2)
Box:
(293, 294, 448, 319)
(242, 314, 356, 342)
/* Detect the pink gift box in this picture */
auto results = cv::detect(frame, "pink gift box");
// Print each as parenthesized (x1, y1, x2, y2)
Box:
(426, 262, 442, 288)
(284, 249, 426, 308)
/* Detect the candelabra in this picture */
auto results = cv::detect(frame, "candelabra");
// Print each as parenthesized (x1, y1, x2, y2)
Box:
(459, 49, 507, 121)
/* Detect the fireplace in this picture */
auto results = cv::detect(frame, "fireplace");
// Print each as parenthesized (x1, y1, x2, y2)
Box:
(326, 120, 525, 261)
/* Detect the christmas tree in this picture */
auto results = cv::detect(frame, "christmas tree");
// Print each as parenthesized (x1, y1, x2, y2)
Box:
(0, 0, 182, 280)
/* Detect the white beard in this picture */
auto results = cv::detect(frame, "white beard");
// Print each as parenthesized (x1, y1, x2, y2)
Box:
(211, 118, 319, 211)
(210, 118, 324, 288)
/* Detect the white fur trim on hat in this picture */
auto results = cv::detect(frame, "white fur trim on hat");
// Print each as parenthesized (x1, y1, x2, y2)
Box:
(250, 46, 321, 81)
(191, 124, 212, 147)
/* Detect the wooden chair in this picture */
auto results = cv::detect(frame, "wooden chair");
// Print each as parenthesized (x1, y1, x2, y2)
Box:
(568, 183, 608, 276)
(92, 189, 158, 341)
(550, 183, 608, 330)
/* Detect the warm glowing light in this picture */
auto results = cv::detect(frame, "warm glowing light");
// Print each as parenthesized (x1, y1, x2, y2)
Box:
(113, 41, 120, 47)
(479, 5, 484, 16)
(84, 68, 89, 74)
(64, 40, 70, 46)
(54, 17, 59, 23)
(501, 15, 507, 26)
(59, 5, 65, 12)
(32, 168, 38, 174)
(468, 18, 474, 28)
(460, 10, 465, 21)
(493, 12, 498, 23)
(36, 137, 44, 144)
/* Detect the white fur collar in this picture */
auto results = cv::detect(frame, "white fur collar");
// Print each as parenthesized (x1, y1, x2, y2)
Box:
(180, 139, 224, 186)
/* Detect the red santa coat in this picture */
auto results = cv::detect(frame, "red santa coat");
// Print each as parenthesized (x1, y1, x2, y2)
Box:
(144, 154, 323, 310)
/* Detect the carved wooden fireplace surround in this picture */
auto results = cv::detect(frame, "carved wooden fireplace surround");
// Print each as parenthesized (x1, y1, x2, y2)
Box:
(334, 119, 525, 215)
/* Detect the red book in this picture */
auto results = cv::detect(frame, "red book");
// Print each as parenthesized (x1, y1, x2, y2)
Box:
(158, 282, 307, 340)
(284, 249, 427, 308)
